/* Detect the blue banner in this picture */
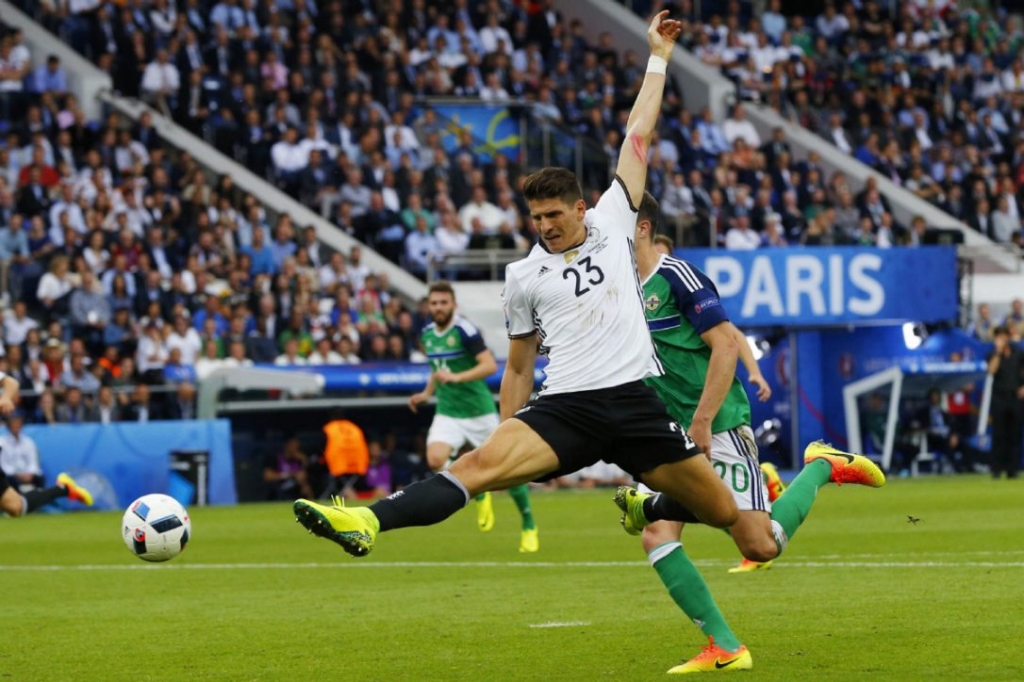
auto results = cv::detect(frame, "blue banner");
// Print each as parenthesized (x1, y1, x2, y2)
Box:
(12, 419, 237, 509)
(257, 361, 547, 393)
(427, 104, 519, 163)
(675, 247, 959, 327)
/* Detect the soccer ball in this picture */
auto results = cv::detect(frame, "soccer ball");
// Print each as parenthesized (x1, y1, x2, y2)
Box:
(122, 494, 192, 562)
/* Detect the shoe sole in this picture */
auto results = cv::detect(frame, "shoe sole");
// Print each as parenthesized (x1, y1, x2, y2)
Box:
(728, 561, 773, 574)
(294, 502, 372, 557)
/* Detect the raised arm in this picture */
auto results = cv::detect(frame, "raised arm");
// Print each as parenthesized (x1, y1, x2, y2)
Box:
(616, 11, 682, 208)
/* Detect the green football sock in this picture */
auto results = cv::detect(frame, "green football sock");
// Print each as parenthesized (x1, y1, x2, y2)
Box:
(507, 485, 536, 530)
(769, 459, 832, 545)
(474, 493, 487, 503)
(649, 542, 742, 653)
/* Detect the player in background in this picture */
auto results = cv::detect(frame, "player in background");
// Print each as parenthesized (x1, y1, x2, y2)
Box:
(409, 281, 538, 552)
(652, 233, 785, 573)
(293, 12, 741, 579)
(613, 195, 886, 673)
(0, 372, 94, 516)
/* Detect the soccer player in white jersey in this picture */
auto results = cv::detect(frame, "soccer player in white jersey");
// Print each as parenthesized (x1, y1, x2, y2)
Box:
(0, 371, 94, 516)
(293, 13, 740, 658)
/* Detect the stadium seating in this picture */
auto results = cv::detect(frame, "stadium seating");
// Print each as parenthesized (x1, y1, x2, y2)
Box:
(5, 0, 1017, 429)
(626, 0, 1024, 248)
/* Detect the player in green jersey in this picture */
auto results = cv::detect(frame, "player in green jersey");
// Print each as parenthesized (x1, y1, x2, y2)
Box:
(408, 281, 538, 552)
(611, 193, 886, 673)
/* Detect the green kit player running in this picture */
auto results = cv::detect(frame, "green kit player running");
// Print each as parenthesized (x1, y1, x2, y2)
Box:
(409, 281, 538, 552)
(613, 194, 886, 674)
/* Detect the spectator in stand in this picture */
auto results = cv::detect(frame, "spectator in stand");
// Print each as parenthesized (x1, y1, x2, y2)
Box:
(55, 386, 87, 424)
(136, 320, 169, 383)
(722, 103, 761, 148)
(165, 382, 197, 421)
(163, 347, 197, 385)
(275, 337, 307, 366)
(59, 353, 100, 394)
(86, 385, 121, 424)
(0, 411, 44, 493)
(166, 313, 202, 367)
(192, 294, 229, 337)
(30, 54, 67, 97)
(195, 339, 225, 381)
(140, 49, 180, 116)
(224, 340, 254, 370)
(968, 303, 997, 343)
(405, 215, 439, 278)
(308, 336, 343, 365)
(241, 225, 277, 277)
(103, 307, 135, 355)
(724, 214, 761, 250)
(69, 270, 111, 354)
(36, 253, 75, 322)
(124, 383, 161, 423)
(318, 252, 349, 296)
(4, 300, 38, 347)
(264, 435, 316, 501)
(760, 213, 789, 247)
(335, 336, 361, 365)
(1004, 299, 1024, 340)
(458, 186, 504, 235)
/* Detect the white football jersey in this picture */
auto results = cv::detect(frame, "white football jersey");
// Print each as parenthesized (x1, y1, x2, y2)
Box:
(503, 178, 662, 395)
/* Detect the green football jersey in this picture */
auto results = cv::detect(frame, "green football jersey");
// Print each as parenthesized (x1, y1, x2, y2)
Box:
(642, 255, 750, 433)
(421, 316, 497, 418)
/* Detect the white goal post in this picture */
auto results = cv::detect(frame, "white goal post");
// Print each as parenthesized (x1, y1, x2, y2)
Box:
(843, 361, 993, 472)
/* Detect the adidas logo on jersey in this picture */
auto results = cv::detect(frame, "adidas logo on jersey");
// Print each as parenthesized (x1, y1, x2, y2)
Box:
(537, 266, 551, 277)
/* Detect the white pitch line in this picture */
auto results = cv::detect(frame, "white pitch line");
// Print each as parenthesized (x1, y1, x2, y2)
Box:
(1, 559, 1024, 572)
(529, 621, 590, 629)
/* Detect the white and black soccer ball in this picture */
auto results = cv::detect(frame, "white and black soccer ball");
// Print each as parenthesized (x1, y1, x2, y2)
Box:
(122, 494, 192, 562)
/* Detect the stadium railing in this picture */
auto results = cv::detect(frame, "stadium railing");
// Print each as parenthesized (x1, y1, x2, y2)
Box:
(425, 249, 522, 283)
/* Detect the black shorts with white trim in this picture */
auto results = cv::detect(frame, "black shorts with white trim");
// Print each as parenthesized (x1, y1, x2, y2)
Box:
(512, 381, 701, 481)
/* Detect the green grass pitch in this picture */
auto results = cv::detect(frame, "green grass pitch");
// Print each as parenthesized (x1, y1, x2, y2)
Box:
(4, 475, 1023, 681)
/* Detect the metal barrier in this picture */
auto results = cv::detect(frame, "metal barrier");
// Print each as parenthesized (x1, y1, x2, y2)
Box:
(425, 249, 523, 282)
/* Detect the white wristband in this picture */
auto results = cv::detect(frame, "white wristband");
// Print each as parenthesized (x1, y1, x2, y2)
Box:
(647, 55, 668, 75)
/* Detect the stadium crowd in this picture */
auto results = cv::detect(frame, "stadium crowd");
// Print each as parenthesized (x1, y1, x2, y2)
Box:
(21, 0, 986, 257)
(3, 0, 1021, 430)
(0, 12, 444, 422)
(635, 0, 1024, 249)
